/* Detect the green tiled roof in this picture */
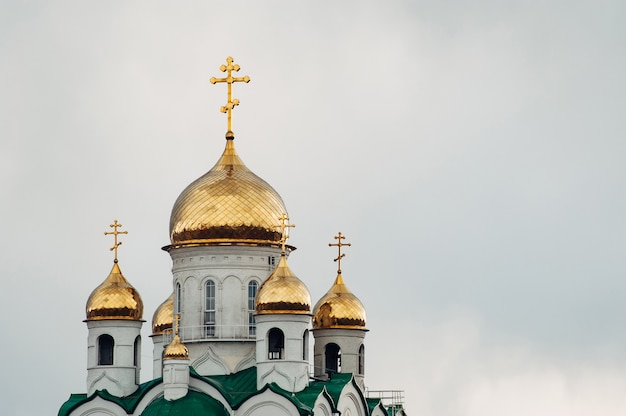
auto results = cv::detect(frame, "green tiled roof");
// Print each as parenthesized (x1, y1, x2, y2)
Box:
(141, 390, 229, 416)
(58, 394, 88, 416)
(367, 398, 389, 415)
(296, 384, 337, 413)
(305, 373, 353, 406)
(59, 368, 373, 416)
(385, 404, 406, 416)
(192, 367, 313, 415)
(190, 366, 257, 408)
(58, 378, 162, 416)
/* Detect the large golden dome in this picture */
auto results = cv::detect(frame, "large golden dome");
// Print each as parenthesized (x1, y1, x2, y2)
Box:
(86, 262, 144, 321)
(312, 273, 366, 329)
(256, 255, 311, 314)
(152, 293, 173, 335)
(166, 137, 288, 249)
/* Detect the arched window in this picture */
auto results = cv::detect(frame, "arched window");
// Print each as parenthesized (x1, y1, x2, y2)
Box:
(205, 280, 216, 337)
(134, 336, 141, 383)
(98, 334, 114, 365)
(358, 344, 365, 375)
(268, 328, 284, 360)
(248, 281, 258, 336)
(175, 283, 181, 315)
(325, 343, 341, 375)
(302, 330, 309, 361)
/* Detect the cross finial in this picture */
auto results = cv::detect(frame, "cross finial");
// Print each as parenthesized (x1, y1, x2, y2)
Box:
(276, 213, 295, 255)
(210, 56, 250, 138)
(329, 232, 351, 274)
(174, 314, 181, 337)
(104, 219, 128, 263)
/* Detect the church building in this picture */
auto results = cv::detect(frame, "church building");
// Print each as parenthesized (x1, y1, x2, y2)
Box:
(58, 57, 407, 416)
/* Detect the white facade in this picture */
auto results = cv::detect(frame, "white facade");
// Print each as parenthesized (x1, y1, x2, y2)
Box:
(255, 313, 311, 392)
(163, 359, 190, 401)
(85, 319, 143, 397)
(313, 327, 367, 388)
(166, 245, 282, 374)
(150, 333, 166, 378)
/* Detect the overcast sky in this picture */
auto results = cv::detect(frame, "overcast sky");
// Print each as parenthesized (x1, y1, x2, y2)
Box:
(1, 1, 626, 415)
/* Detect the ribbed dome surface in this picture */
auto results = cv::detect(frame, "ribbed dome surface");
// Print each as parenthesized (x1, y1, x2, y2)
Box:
(256, 255, 311, 314)
(152, 293, 174, 335)
(85, 262, 144, 321)
(312, 274, 366, 329)
(168, 138, 287, 248)
(164, 334, 189, 360)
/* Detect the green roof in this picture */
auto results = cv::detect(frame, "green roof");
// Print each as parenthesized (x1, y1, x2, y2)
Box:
(59, 368, 372, 416)
(367, 398, 387, 414)
(192, 367, 313, 415)
(295, 383, 328, 409)
(58, 394, 88, 416)
(190, 366, 257, 408)
(306, 373, 353, 406)
(141, 390, 230, 416)
(58, 377, 162, 416)
(386, 404, 407, 416)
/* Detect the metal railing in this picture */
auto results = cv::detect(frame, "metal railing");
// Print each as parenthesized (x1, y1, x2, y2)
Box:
(365, 389, 405, 416)
(163, 325, 257, 343)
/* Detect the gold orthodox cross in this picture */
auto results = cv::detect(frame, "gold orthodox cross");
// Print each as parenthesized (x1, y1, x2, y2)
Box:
(276, 213, 295, 254)
(174, 314, 181, 337)
(104, 219, 128, 262)
(210, 56, 250, 136)
(329, 232, 351, 274)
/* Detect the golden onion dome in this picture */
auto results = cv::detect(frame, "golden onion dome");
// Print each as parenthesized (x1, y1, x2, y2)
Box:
(163, 334, 189, 361)
(166, 137, 288, 249)
(152, 293, 174, 335)
(312, 273, 366, 329)
(86, 262, 144, 321)
(256, 255, 311, 314)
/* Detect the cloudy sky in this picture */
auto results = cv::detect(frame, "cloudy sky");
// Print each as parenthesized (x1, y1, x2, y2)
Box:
(2, 1, 626, 415)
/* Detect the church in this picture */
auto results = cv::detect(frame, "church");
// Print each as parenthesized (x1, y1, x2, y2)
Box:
(58, 57, 407, 416)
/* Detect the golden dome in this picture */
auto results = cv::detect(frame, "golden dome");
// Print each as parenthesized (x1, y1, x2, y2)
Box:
(163, 334, 189, 361)
(166, 137, 288, 249)
(152, 293, 174, 335)
(312, 273, 366, 329)
(86, 262, 144, 321)
(256, 255, 311, 314)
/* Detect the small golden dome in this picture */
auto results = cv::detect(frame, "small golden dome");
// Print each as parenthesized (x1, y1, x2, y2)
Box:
(312, 273, 366, 329)
(86, 262, 144, 321)
(167, 138, 288, 249)
(152, 293, 174, 335)
(163, 334, 189, 361)
(256, 255, 311, 314)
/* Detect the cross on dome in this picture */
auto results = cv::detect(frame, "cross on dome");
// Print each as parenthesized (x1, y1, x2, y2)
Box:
(329, 232, 351, 274)
(104, 219, 128, 263)
(276, 213, 295, 255)
(210, 56, 250, 138)
(174, 314, 181, 336)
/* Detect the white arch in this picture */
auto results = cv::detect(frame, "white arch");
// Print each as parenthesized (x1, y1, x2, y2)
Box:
(236, 389, 299, 416)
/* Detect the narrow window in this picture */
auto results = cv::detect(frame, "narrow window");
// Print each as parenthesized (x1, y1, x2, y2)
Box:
(175, 282, 181, 315)
(302, 330, 309, 361)
(134, 336, 141, 383)
(268, 328, 284, 360)
(205, 280, 216, 337)
(325, 343, 341, 375)
(358, 344, 365, 375)
(98, 334, 114, 365)
(248, 281, 258, 336)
